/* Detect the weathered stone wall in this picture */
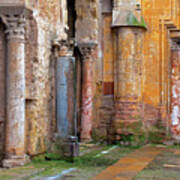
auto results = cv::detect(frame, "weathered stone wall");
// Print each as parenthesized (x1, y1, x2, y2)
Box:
(96, 5, 115, 140)
(0, 0, 25, 5)
(76, 0, 98, 43)
(25, 0, 67, 155)
(141, 0, 180, 130)
(96, 95, 115, 141)
(97, 0, 180, 141)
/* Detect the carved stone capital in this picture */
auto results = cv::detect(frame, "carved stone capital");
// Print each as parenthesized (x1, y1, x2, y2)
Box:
(0, 6, 31, 40)
(78, 42, 97, 60)
(1, 14, 25, 40)
(52, 39, 75, 57)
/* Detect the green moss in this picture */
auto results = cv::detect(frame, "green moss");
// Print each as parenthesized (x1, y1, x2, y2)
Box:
(127, 12, 147, 29)
(91, 129, 107, 144)
(32, 154, 46, 163)
(116, 119, 168, 146)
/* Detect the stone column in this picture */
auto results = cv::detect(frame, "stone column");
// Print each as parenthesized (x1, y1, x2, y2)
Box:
(1, 12, 29, 167)
(53, 39, 79, 158)
(113, 27, 145, 139)
(55, 40, 76, 138)
(79, 42, 97, 142)
(112, 1, 146, 140)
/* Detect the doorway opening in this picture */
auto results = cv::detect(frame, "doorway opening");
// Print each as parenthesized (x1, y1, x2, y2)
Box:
(67, 0, 76, 39)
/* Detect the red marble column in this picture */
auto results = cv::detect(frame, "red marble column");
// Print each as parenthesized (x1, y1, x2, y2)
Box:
(1, 12, 29, 167)
(171, 47, 180, 141)
(79, 43, 97, 142)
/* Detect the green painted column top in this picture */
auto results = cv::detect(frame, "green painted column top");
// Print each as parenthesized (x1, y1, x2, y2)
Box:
(112, 1, 147, 29)
(127, 12, 147, 29)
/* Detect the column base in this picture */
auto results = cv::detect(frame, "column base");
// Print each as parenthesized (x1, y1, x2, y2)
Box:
(80, 137, 92, 143)
(2, 155, 30, 168)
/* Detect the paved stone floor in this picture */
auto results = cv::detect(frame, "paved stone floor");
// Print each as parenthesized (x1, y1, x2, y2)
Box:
(134, 148, 180, 180)
(0, 145, 180, 180)
(92, 146, 163, 180)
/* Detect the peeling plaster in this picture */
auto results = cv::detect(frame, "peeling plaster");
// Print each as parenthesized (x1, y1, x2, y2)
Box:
(171, 105, 179, 125)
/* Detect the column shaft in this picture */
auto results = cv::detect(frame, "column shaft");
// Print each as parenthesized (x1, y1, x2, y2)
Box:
(81, 57, 94, 141)
(79, 43, 96, 142)
(56, 56, 76, 137)
(6, 38, 25, 156)
(171, 48, 180, 141)
(1, 12, 28, 167)
(114, 27, 144, 138)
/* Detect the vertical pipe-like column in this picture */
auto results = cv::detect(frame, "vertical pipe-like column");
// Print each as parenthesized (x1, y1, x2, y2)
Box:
(56, 54, 75, 137)
(1, 12, 29, 167)
(79, 43, 97, 142)
(54, 40, 79, 157)
(55, 40, 76, 138)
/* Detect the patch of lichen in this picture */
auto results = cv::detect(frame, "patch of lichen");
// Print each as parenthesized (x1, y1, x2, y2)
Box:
(117, 121, 146, 146)
(127, 12, 147, 29)
(146, 120, 167, 144)
(117, 119, 167, 146)
(91, 128, 108, 143)
(45, 135, 70, 160)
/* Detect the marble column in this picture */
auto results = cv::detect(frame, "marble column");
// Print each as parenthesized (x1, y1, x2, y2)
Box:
(170, 39, 180, 141)
(79, 42, 97, 142)
(1, 12, 29, 167)
(55, 40, 76, 138)
(53, 39, 79, 157)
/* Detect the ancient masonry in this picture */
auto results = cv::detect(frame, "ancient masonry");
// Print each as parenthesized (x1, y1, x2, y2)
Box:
(0, 0, 180, 167)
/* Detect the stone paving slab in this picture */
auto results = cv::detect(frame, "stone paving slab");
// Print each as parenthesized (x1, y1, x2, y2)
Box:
(174, 149, 180, 155)
(91, 146, 163, 180)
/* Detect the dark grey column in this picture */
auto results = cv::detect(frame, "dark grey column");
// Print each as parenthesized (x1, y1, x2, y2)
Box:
(56, 56, 76, 138)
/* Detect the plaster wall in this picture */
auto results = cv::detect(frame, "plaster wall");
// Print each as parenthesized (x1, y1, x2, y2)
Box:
(24, 0, 67, 155)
